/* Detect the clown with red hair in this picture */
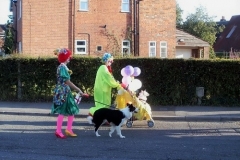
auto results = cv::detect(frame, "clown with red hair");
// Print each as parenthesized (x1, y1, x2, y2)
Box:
(51, 48, 87, 139)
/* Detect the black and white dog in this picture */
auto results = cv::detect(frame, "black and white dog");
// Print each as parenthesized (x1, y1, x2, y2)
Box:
(87, 103, 138, 138)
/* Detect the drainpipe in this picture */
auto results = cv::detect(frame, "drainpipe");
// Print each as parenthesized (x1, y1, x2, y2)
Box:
(13, 0, 18, 53)
(72, 0, 75, 53)
(136, 0, 140, 57)
(133, 0, 137, 56)
(136, 0, 143, 56)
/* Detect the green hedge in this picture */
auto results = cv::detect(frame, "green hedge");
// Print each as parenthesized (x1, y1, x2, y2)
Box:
(1, 57, 240, 106)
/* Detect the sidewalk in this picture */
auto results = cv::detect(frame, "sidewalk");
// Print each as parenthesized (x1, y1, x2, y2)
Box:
(0, 101, 240, 121)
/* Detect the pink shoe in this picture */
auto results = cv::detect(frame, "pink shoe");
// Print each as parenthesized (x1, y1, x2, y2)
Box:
(55, 132, 66, 139)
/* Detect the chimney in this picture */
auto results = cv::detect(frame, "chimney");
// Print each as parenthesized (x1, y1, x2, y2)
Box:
(220, 16, 226, 21)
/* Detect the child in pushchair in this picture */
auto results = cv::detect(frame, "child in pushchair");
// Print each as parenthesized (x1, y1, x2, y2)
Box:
(115, 89, 155, 128)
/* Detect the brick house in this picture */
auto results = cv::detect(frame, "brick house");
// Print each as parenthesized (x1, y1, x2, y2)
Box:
(11, 0, 177, 58)
(0, 25, 5, 54)
(214, 15, 240, 55)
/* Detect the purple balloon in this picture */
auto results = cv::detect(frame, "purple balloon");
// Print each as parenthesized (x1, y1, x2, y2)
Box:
(132, 67, 141, 76)
(124, 65, 134, 76)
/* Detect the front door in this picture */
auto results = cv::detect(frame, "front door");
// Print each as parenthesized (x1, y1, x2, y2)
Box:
(192, 49, 199, 58)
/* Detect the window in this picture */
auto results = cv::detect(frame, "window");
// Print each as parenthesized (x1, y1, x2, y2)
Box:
(122, 40, 130, 56)
(149, 41, 156, 57)
(79, 0, 88, 11)
(97, 46, 102, 51)
(18, 41, 22, 53)
(226, 26, 237, 38)
(75, 40, 87, 54)
(160, 41, 167, 58)
(121, 0, 130, 12)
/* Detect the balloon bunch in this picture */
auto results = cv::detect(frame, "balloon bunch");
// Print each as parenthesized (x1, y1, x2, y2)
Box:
(121, 65, 142, 91)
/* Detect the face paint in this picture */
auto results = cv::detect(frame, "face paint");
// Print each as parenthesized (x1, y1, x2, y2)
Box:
(66, 57, 71, 64)
(106, 60, 113, 66)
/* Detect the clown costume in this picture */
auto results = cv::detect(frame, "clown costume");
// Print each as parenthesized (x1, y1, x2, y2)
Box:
(51, 48, 85, 139)
(89, 53, 123, 116)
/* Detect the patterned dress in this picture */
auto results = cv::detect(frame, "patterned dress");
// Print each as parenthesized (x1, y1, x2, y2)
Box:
(51, 63, 79, 115)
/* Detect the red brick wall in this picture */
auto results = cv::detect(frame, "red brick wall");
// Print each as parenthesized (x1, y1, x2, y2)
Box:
(0, 26, 4, 50)
(0, 38, 4, 49)
(18, 0, 176, 58)
(75, 0, 132, 57)
(21, 0, 71, 56)
(139, 0, 176, 57)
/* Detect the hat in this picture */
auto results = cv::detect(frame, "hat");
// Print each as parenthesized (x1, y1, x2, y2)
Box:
(54, 48, 72, 63)
(102, 53, 113, 63)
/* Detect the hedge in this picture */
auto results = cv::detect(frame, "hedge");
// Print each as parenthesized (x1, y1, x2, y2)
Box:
(1, 57, 240, 106)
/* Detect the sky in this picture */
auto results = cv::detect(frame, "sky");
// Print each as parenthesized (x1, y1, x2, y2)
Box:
(0, 0, 12, 24)
(0, 0, 239, 24)
(177, 0, 240, 21)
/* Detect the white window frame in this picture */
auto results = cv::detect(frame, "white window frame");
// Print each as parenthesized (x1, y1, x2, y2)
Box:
(149, 41, 156, 57)
(121, 0, 130, 12)
(75, 40, 87, 54)
(18, 41, 22, 53)
(122, 40, 131, 56)
(160, 41, 167, 58)
(79, 0, 88, 11)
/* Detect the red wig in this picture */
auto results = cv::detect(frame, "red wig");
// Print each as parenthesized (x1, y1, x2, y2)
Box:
(54, 48, 72, 63)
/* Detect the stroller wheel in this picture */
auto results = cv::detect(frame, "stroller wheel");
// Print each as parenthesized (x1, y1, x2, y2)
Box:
(147, 120, 154, 128)
(126, 121, 133, 128)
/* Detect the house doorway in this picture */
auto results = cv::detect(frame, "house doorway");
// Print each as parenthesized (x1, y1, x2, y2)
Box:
(192, 49, 200, 58)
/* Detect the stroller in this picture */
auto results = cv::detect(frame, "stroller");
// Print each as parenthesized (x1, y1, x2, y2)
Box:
(115, 89, 155, 128)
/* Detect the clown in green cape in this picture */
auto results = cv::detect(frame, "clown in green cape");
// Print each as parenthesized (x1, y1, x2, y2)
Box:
(89, 53, 123, 115)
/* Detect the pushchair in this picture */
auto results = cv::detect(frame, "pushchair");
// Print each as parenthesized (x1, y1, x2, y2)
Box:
(115, 89, 155, 128)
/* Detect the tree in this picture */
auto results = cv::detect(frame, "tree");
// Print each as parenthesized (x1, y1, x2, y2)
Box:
(176, 3, 183, 28)
(3, 21, 15, 54)
(181, 6, 224, 59)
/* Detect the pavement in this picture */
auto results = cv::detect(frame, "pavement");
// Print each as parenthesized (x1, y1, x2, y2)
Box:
(0, 101, 240, 122)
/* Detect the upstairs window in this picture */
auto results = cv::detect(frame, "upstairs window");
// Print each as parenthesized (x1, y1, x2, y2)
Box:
(121, 0, 130, 12)
(149, 41, 156, 57)
(160, 41, 167, 58)
(79, 0, 88, 11)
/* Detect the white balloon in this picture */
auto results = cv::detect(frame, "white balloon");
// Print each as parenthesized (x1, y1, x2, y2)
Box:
(128, 79, 142, 91)
(121, 68, 127, 77)
(122, 76, 132, 86)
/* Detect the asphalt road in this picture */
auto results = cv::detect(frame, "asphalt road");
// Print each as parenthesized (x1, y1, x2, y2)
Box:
(0, 114, 240, 160)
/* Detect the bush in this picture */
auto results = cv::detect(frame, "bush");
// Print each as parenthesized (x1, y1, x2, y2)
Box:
(1, 57, 240, 106)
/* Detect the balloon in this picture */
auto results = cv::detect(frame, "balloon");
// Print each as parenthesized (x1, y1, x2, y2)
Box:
(128, 79, 142, 91)
(132, 67, 141, 77)
(124, 65, 134, 76)
(122, 76, 132, 86)
(121, 68, 127, 77)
